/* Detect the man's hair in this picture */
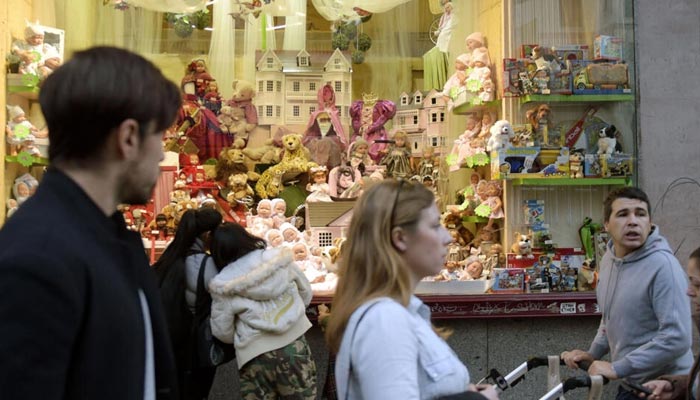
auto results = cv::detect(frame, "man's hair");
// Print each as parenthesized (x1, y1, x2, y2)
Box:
(39, 46, 181, 163)
(603, 187, 651, 222)
(690, 246, 700, 260)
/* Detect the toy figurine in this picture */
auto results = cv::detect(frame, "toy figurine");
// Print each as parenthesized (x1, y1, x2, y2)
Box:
(475, 180, 503, 228)
(203, 80, 223, 115)
(303, 84, 347, 169)
(279, 222, 304, 245)
(415, 147, 437, 180)
(306, 166, 332, 202)
(570, 150, 584, 178)
(597, 124, 621, 156)
(350, 93, 397, 163)
(380, 131, 412, 179)
(511, 231, 534, 259)
(181, 58, 214, 100)
(11, 23, 61, 78)
(265, 229, 284, 248)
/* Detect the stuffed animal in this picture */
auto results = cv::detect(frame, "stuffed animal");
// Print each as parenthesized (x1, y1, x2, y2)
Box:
(486, 120, 514, 152)
(227, 79, 258, 136)
(255, 133, 315, 199)
(215, 139, 260, 183)
(227, 173, 254, 201)
(241, 138, 283, 165)
(218, 105, 249, 141)
(597, 124, 621, 156)
(511, 231, 533, 259)
(577, 259, 598, 291)
(569, 151, 584, 178)
(525, 104, 553, 146)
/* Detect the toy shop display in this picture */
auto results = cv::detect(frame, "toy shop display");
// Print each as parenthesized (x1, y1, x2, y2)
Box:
(442, 31, 496, 111)
(350, 92, 396, 163)
(9, 22, 63, 84)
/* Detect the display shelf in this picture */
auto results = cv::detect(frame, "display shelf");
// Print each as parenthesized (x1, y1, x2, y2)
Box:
(510, 177, 630, 186)
(4, 154, 50, 166)
(520, 94, 634, 104)
(308, 292, 599, 320)
(463, 215, 489, 223)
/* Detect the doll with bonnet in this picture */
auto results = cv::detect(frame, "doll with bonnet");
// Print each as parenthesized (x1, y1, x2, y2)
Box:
(442, 53, 470, 105)
(348, 138, 373, 175)
(279, 222, 304, 246)
(306, 166, 332, 202)
(248, 199, 274, 238)
(13, 173, 39, 206)
(270, 198, 289, 229)
(467, 48, 494, 102)
(12, 22, 61, 78)
(6, 105, 46, 156)
(449, 114, 482, 171)
(265, 229, 284, 248)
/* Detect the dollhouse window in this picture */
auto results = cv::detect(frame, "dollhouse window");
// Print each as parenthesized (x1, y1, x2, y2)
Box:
(258, 106, 263, 116)
(309, 82, 316, 91)
(440, 112, 445, 122)
(309, 106, 316, 114)
(258, 81, 264, 92)
(318, 231, 333, 247)
(299, 56, 309, 66)
(334, 58, 340, 66)
(293, 81, 300, 92)
(413, 115, 418, 124)
(276, 81, 282, 92)
(431, 97, 437, 105)
(345, 82, 349, 93)
(266, 81, 274, 92)
(276, 106, 281, 117)
(266, 57, 274, 68)
(401, 96, 408, 105)
(399, 116, 406, 125)
(266, 106, 273, 117)
(415, 95, 422, 103)
(293, 105, 300, 117)
(431, 137, 439, 147)
(335, 81, 342, 92)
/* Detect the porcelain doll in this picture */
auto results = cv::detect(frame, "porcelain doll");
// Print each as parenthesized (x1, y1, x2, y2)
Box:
(380, 131, 412, 179)
(441, 53, 470, 105)
(11, 23, 61, 78)
(181, 58, 214, 100)
(280, 222, 304, 246)
(466, 48, 494, 102)
(350, 93, 396, 163)
(202, 80, 223, 115)
(478, 111, 496, 141)
(416, 147, 436, 179)
(465, 31, 488, 65)
(6, 105, 46, 156)
(348, 138, 373, 175)
(328, 164, 362, 198)
(449, 114, 482, 171)
(434, 1, 455, 53)
(477, 180, 504, 228)
(303, 84, 347, 168)
(248, 199, 275, 238)
(306, 166, 333, 202)
(270, 198, 289, 229)
(434, 260, 464, 281)
(460, 255, 487, 280)
(265, 229, 284, 248)
(176, 79, 230, 161)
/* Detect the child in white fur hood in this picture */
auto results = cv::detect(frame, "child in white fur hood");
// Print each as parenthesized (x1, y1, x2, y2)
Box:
(209, 222, 317, 398)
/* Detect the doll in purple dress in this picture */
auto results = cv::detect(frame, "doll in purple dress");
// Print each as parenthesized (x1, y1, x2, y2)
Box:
(350, 93, 396, 164)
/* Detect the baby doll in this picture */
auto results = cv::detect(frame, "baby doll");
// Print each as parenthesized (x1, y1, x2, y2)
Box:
(6, 105, 47, 156)
(445, 228, 467, 267)
(435, 260, 464, 281)
(380, 131, 412, 179)
(442, 53, 470, 107)
(348, 138, 373, 175)
(306, 166, 332, 202)
(265, 229, 284, 248)
(248, 199, 275, 238)
(460, 256, 487, 281)
(449, 114, 482, 171)
(270, 198, 289, 229)
(466, 48, 494, 103)
(203, 80, 223, 115)
(279, 222, 304, 246)
(476, 180, 504, 228)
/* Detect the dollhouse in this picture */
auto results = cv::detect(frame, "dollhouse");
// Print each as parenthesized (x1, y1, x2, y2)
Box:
(305, 201, 355, 248)
(255, 48, 352, 127)
(394, 89, 448, 156)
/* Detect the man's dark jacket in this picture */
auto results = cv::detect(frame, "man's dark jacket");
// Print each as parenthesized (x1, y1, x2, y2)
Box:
(0, 168, 178, 399)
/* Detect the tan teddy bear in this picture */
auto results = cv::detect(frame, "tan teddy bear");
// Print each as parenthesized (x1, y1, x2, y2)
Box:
(227, 173, 254, 201)
(227, 80, 258, 135)
(218, 105, 249, 141)
(242, 138, 283, 165)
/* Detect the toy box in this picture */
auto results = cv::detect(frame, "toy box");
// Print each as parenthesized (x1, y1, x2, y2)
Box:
(600, 153, 634, 177)
(491, 147, 540, 179)
(502, 58, 536, 97)
(492, 268, 525, 293)
(584, 154, 602, 177)
(552, 44, 590, 61)
(594, 35, 623, 60)
(571, 60, 631, 94)
(523, 199, 545, 228)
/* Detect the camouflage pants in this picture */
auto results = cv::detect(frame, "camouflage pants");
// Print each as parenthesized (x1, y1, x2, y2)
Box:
(239, 335, 317, 400)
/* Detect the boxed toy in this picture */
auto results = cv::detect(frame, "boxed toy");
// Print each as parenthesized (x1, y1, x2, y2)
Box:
(600, 153, 634, 177)
(571, 60, 631, 94)
(502, 58, 537, 97)
(594, 35, 623, 60)
(491, 147, 540, 179)
(552, 44, 590, 61)
(492, 268, 525, 293)
(523, 199, 545, 228)
(584, 154, 602, 177)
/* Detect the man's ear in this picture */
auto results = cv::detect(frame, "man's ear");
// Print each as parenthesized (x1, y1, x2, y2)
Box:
(115, 119, 140, 160)
(391, 226, 408, 252)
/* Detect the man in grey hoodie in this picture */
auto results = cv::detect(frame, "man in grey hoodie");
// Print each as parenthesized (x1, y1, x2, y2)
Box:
(561, 187, 692, 400)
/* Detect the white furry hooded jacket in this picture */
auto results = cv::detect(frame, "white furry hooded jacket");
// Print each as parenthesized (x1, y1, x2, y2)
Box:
(208, 247, 313, 369)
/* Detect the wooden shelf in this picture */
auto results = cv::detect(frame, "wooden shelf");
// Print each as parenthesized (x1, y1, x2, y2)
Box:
(308, 292, 600, 320)
(510, 177, 630, 186)
(521, 94, 634, 103)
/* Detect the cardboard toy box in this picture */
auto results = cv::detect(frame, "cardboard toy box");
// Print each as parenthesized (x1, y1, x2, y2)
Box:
(552, 44, 590, 61)
(584, 154, 602, 177)
(415, 279, 493, 295)
(491, 147, 570, 179)
(594, 35, 623, 60)
(502, 58, 537, 97)
(600, 153, 634, 177)
(571, 60, 631, 94)
(492, 268, 525, 293)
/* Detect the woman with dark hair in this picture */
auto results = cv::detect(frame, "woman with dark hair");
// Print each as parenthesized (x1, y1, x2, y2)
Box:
(153, 207, 223, 400)
(208, 222, 317, 399)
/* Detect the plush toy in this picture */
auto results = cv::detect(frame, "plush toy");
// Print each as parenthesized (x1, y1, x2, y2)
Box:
(215, 139, 260, 183)
(255, 133, 315, 199)
(242, 138, 283, 165)
(486, 120, 514, 152)
(577, 259, 598, 291)
(525, 104, 553, 146)
(597, 124, 621, 156)
(218, 105, 249, 141)
(511, 231, 533, 259)
(227, 173, 254, 201)
(569, 151, 584, 178)
(227, 79, 258, 138)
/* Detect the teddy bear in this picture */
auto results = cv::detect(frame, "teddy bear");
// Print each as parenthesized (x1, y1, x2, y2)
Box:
(227, 173, 254, 202)
(215, 138, 260, 184)
(486, 120, 514, 152)
(226, 79, 258, 139)
(569, 151, 584, 178)
(218, 105, 250, 142)
(242, 138, 283, 165)
(255, 133, 316, 199)
(511, 231, 534, 259)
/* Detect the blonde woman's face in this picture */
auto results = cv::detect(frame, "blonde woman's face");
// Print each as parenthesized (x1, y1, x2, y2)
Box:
(400, 204, 453, 282)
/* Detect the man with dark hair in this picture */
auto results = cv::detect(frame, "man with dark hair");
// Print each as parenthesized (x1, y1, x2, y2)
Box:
(0, 47, 181, 399)
(562, 187, 692, 400)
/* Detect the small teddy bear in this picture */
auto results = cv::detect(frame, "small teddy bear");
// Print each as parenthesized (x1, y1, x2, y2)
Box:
(218, 105, 249, 141)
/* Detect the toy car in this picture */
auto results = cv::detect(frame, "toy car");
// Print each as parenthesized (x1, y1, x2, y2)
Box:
(574, 62, 629, 90)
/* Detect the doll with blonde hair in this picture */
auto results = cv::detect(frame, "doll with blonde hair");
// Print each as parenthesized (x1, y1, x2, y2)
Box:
(380, 131, 413, 179)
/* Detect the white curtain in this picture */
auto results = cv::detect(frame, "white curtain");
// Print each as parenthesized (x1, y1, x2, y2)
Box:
(283, 0, 307, 51)
(128, 0, 207, 14)
(311, 0, 413, 21)
(208, 0, 236, 99)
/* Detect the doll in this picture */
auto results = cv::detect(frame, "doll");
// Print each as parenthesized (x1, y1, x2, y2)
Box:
(328, 165, 362, 198)
(466, 48, 494, 102)
(265, 229, 284, 248)
(270, 198, 289, 228)
(449, 114, 482, 171)
(380, 131, 412, 179)
(461, 256, 487, 281)
(434, 260, 464, 282)
(202, 80, 223, 115)
(306, 166, 332, 202)
(176, 79, 230, 161)
(280, 222, 304, 246)
(416, 147, 436, 179)
(434, 1, 455, 53)
(350, 93, 397, 163)
(6, 105, 47, 156)
(475, 180, 504, 228)
(441, 53, 470, 107)
(13, 173, 39, 206)
(11, 23, 61, 78)
(248, 199, 275, 238)
(478, 111, 496, 141)
(181, 58, 214, 100)
(348, 138, 373, 175)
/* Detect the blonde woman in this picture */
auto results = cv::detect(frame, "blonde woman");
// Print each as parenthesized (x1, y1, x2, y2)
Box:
(326, 180, 498, 399)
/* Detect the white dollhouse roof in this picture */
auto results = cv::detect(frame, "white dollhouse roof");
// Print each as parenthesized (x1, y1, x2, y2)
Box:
(256, 49, 283, 71)
(256, 49, 351, 74)
(323, 48, 352, 72)
(296, 49, 311, 67)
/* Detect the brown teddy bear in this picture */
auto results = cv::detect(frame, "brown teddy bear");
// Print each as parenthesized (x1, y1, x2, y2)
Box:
(218, 105, 249, 141)
(242, 138, 283, 165)
(227, 80, 258, 135)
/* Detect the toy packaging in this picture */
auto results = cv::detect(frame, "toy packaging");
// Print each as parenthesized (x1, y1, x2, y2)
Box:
(492, 268, 525, 293)
(502, 58, 535, 97)
(551, 44, 590, 61)
(594, 232, 609, 266)
(594, 35, 623, 60)
(571, 60, 631, 94)
(491, 147, 540, 178)
(584, 154, 602, 177)
(600, 153, 634, 177)
(523, 199, 545, 228)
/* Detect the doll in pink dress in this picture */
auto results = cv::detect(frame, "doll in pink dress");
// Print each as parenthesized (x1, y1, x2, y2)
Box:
(442, 53, 470, 106)
(449, 114, 482, 171)
(476, 180, 504, 228)
(350, 93, 396, 163)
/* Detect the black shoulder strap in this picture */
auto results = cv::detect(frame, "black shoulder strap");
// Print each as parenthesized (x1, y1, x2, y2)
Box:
(194, 255, 211, 317)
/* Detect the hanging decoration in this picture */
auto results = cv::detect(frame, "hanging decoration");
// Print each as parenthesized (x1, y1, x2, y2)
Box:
(102, 0, 131, 10)
(330, 10, 372, 64)
(164, 9, 212, 38)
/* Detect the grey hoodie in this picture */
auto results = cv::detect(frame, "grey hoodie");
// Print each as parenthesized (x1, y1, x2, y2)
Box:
(589, 225, 692, 383)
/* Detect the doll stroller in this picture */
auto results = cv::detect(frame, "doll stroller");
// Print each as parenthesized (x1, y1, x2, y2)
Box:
(480, 356, 651, 400)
